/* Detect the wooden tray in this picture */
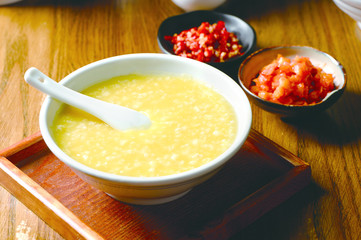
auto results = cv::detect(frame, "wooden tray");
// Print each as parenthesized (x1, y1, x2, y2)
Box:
(0, 129, 311, 240)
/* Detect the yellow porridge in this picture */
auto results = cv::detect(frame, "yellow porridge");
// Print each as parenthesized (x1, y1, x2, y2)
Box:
(52, 74, 237, 177)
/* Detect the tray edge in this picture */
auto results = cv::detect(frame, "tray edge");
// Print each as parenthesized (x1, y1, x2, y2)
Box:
(0, 133, 104, 240)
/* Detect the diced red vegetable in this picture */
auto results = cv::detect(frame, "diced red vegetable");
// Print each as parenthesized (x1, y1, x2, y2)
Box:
(250, 54, 335, 105)
(164, 21, 243, 63)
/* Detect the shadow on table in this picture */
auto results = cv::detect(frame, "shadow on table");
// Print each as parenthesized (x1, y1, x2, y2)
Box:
(218, 0, 310, 19)
(282, 90, 361, 145)
(232, 180, 325, 240)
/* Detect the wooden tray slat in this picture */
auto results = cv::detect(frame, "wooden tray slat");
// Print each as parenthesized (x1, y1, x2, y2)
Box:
(0, 129, 311, 240)
(0, 156, 103, 240)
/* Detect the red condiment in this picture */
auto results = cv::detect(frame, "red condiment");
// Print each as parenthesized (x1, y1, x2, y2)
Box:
(250, 54, 335, 105)
(164, 21, 243, 62)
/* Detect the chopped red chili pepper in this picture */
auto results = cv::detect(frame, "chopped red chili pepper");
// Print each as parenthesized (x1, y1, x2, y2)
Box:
(164, 21, 244, 63)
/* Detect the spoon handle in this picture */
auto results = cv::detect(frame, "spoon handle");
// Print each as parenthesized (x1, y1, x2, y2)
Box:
(24, 67, 110, 118)
(24, 67, 151, 130)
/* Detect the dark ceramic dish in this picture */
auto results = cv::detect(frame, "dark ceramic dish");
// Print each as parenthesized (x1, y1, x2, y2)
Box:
(238, 46, 346, 118)
(157, 10, 256, 80)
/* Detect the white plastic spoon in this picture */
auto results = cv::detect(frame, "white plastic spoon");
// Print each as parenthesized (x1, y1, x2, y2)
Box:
(24, 67, 151, 131)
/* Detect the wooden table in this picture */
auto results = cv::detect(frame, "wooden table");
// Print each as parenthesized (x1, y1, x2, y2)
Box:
(0, 0, 360, 239)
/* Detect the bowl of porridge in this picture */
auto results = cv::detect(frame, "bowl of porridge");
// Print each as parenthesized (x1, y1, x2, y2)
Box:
(37, 53, 252, 205)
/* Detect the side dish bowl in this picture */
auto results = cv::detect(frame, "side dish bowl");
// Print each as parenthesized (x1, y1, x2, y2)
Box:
(38, 53, 252, 205)
(238, 46, 346, 118)
(158, 10, 256, 80)
(171, 0, 227, 12)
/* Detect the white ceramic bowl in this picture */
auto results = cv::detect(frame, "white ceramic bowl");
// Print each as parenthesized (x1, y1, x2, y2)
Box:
(334, 0, 361, 29)
(0, 0, 22, 5)
(171, 0, 227, 12)
(39, 53, 252, 205)
(340, 0, 361, 10)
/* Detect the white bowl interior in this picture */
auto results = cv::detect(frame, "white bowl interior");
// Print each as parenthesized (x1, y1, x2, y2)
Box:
(340, 0, 361, 9)
(334, 0, 361, 22)
(40, 53, 252, 187)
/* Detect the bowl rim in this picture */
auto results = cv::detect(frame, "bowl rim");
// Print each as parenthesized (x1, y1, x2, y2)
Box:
(0, 0, 22, 5)
(338, 0, 361, 9)
(39, 53, 252, 186)
(171, 0, 227, 11)
(334, 0, 361, 21)
(238, 45, 347, 109)
(157, 10, 257, 65)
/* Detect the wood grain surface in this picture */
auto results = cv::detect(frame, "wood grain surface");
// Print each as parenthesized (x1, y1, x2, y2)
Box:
(0, 0, 360, 239)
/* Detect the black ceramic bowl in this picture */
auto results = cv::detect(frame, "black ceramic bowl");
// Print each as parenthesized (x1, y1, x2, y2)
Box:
(238, 46, 347, 118)
(157, 10, 256, 80)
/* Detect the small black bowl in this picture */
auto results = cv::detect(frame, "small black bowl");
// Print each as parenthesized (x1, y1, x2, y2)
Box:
(157, 10, 256, 80)
(238, 46, 347, 118)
